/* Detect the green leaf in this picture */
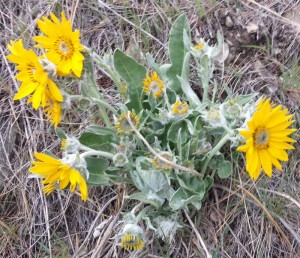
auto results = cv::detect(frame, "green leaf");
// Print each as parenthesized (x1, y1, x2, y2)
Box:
(146, 53, 161, 76)
(55, 127, 66, 140)
(167, 120, 188, 144)
(80, 54, 101, 99)
(135, 157, 170, 193)
(169, 187, 204, 210)
(217, 160, 232, 178)
(181, 49, 190, 80)
(114, 49, 147, 112)
(166, 13, 190, 93)
(79, 125, 115, 151)
(177, 173, 206, 194)
(128, 192, 165, 208)
(177, 76, 202, 108)
(130, 170, 150, 192)
(86, 156, 110, 185)
(139, 169, 170, 193)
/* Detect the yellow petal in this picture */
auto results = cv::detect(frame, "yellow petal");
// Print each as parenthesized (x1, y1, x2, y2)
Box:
(269, 141, 295, 150)
(34, 152, 60, 164)
(268, 151, 282, 171)
(13, 82, 37, 100)
(268, 147, 288, 161)
(79, 178, 88, 201)
(48, 79, 63, 102)
(246, 149, 260, 179)
(259, 149, 272, 177)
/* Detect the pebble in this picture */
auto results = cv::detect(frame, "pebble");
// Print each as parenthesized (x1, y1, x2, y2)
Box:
(225, 16, 234, 28)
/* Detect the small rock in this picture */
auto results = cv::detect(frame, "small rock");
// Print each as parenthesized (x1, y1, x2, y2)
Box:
(225, 16, 234, 28)
(273, 48, 281, 56)
(246, 22, 258, 34)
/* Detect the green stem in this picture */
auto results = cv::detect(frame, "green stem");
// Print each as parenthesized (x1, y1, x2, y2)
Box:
(70, 95, 116, 128)
(202, 82, 209, 104)
(80, 149, 114, 160)
(87, 48, 123, 92)
(70, 95, 118, 115)
(200, 133, 231, 175)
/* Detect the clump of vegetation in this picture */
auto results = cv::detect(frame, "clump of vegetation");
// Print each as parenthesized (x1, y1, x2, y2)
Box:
(6, 10, 297, 255)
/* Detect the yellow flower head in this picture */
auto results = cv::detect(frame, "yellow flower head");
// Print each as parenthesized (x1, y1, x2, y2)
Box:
(152, 152, 173, 169)
(115, 112, 139, 134)
(6, 39, 63, 109)
(237, 98, 296, 180)
(61, 139, 67, 151)
(29, 152, 88, 201)
(121, 234, 144, 251)
(143, 72, 164, 98)
(194, 42, 205, 51)
(121, 83, 127, 94)
(27, 89, 62, 126)
(172, 100, 189, 115)
(33, 12, 85, 78)
(43, 91, 62, 127)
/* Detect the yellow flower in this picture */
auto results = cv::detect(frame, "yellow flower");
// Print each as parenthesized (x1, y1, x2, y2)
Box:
(121, 83, 127, 94)
(172, 100, 189, 115)
(194, 42, 205, 51)
(121, 234, 144, 251)
(6, 39, 63, 109)
(61, 139, 67, 151)
(29, 152, 88, 201)
(43, 91, 62, 127)
(152, 152, 173, 169)
(115, 112, 139, 134)
(27, 90, 62, 126)
(237, 98, 296, 180)
(33, 12, 85, 78)
(143, 72, 164, 98)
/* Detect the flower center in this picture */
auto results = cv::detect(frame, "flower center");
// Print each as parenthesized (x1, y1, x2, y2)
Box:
(120, 119, 130, 130)
(150, 81, 160, 93)
(254, 127, 269, 149)
(177, 103, 188, 113)
(194, 42, 205, 51)
(59, 41, 69, 54)
(56, 37, 74, 59)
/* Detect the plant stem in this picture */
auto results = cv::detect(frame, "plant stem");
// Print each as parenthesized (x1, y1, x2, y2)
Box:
(80, 149, 114, 160)
(70, 95, 118, 115)
(87, 48, 123, 92)
(70, 95, 116, 128)
(200, 133, 231, 175)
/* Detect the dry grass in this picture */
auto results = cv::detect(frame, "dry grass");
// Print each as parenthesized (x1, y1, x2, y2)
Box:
(1, 0, 300, 257)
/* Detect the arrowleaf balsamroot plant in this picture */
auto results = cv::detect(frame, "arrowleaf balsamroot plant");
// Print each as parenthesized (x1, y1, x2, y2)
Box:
(7, 11, 297, 252)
